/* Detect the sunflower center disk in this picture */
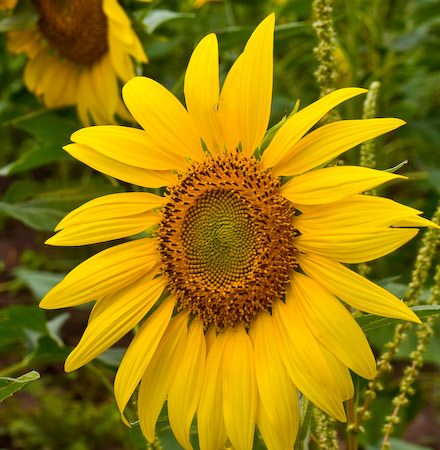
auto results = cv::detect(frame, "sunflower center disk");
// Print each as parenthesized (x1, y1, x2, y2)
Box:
(183, 190, 257, 289)
(158, 153, 297, 329)
(33, 0, 108, 66)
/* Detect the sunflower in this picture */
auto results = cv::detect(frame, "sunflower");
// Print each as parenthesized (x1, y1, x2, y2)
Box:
(40, 14, 437, 450)
(0, 0, 18, 12)
(7, 0, 147, 125)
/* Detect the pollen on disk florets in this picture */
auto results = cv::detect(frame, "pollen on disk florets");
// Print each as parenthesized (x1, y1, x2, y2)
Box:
(33, 0, 108, 66)
(158, 152, 297, 329)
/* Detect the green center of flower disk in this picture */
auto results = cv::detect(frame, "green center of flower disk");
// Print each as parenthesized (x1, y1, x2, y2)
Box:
(158, 153, 297, 329)
(32, 0, 108, 66)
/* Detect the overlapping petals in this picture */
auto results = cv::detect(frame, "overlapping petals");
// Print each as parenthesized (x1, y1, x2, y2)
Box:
(39, 12, 438, 450)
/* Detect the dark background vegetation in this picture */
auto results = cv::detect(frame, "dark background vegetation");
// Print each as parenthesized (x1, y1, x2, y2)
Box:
(1, 0, 440, 448)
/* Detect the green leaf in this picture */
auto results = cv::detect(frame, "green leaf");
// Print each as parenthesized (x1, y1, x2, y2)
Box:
(5, 305, 46, 333)
(46, 313, 69, 347)
(15, 113, 78, 144)
(356, 305, 440, 333)
(14, 268, 64, 300)
(0, 199, 66, 231)
(384, 160, 408, 173)
(0, 371, 40, 403)
(96, 347, 126, 367)
(143, 10, 195, 33)
(0, 182, 117, 230)
(27, 335, 69, 366)
(0, 144, 70, 176)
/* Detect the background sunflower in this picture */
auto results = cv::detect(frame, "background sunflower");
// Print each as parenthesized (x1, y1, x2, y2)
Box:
(5, 0, 147, 124)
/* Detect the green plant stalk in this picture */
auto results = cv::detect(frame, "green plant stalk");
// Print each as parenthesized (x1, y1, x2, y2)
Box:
(312, 0, 340, 124)
(295, 396, 314, 450)
(359, 81, 380, 170)
(381, 260, 440, 446)
(314, 409, 338, 449)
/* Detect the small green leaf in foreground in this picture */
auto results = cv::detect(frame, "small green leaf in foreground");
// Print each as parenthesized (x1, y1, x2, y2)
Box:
(0, 371, 40, 402)
(356, 305, 440, 333)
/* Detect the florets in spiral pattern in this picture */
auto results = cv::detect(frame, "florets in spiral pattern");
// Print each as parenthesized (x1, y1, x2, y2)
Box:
(158, 153, 297, 328)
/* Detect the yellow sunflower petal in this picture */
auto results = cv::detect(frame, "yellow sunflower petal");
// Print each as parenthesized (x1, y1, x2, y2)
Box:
(204, 325, 217, 353)
(64, 143, 177, 188)
(297, 252, 421, 323)
(197, 332, 228, 450)
(281, 166, 405, 205)
(257, 403, 289, 450)
(65, 275, 166, 372)
(43, 59, 72, 108)
(108, 31, 134, 81)
(103, 0, 130, 25)
(271, 118, 405, 177)
(218, 14, 274, 156)
(290, 273, 376, 379)
(46, 213, 160, 246)
(54, 193, 165, 231)
(71, 126, 187, 171)
(90, 55, 119, 123)
(40, 238, 159, 309)
(320, 345, 354, 402)
(293, 195, 427, 232)
(168, 318, 207, 450)
(261, 87, 367, 168)
(295, 228, 418, 263)
(184, 33, 223, 155)
(114, 295, 176, 426)
(88, 265, 159, 324)
(250, 312, 299, 450)
(273, 299, 346, 421)
(122, 77, 204, 162)
(222, 326, 257, 450)
(394, 215, 440, 229)
(138, 310, 190, 442)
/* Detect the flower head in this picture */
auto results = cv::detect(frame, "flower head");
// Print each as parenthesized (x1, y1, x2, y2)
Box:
(7, 0, 147, 124)
(41, 14, 437, 450)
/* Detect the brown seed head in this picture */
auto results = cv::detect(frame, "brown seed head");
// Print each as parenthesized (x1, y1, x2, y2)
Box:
(33, 0, 108, 66)
(158, 153, 297, 329)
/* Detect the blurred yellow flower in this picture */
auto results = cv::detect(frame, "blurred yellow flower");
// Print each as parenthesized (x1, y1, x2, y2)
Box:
(41, 14, 437, 450)
(194, 0, 222, 7)
(0, 0, 18, 12)
(7, 0, 147, 125)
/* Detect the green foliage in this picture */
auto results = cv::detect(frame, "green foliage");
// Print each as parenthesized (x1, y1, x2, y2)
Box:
(0, 371, 39, 402)
(1, 0, 440, 448)
(1, 384, 147, 450)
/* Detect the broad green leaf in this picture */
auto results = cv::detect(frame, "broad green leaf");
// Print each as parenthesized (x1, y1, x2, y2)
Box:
(46, 313, 69, 347)
(5, 305, 46, 333)
(96, 347, 126, 367)
(16, 113, 78, 144)
(27, 335, 69, 366)
(0, 199, 66, 230)
(0, 371, 40, 402)
(356, 305, 440, 333)
(143, 10, 195, 33)
(0, 183, 117, 230)
(0, 144, 70, 176)
(14, 268, 65, 300)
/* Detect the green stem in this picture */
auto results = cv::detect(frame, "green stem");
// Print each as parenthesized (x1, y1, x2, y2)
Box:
(295, 397, 314, 450)
(346, 397, 358, 450)
(86, 363, 114, 394)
